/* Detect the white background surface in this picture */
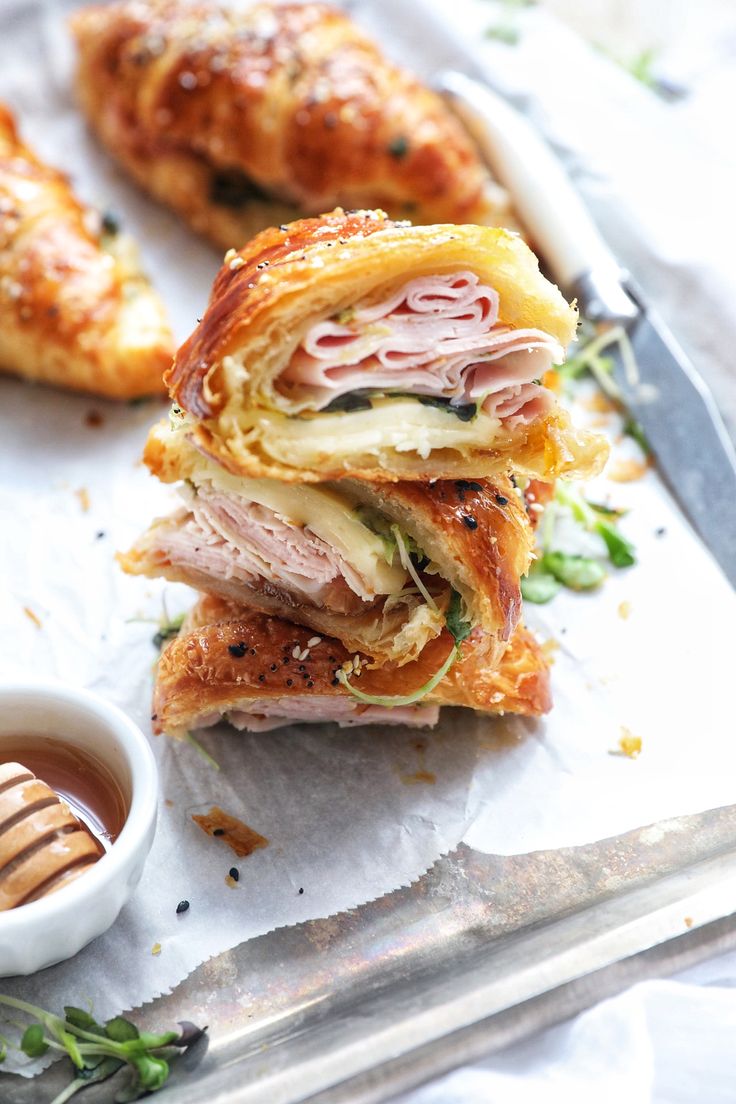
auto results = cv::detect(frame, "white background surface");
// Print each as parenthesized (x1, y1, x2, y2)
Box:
(0, 0, 734, 1095)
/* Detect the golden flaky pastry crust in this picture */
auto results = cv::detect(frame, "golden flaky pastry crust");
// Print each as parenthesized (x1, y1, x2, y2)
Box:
(70, 0, 514, 249)
(160, 209, 606, 483)
(0, 103, 172, 398)
(120, 420, 533, 664)
(153, 594, 551, 737)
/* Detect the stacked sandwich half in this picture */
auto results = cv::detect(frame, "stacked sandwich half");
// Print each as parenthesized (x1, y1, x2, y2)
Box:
(122, 209, 607, 738)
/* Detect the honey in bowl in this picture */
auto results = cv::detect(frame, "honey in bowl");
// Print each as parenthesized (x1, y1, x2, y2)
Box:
(0, 737, 128, 911)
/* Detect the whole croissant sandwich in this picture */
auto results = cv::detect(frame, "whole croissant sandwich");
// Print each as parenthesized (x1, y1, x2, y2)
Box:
(70, 0, 515, 248)
(0, 102, 172, 398)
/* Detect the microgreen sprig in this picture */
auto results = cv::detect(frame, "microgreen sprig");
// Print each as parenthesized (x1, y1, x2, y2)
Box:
(0, 995, 205, 1103)
(521, 481, 636, 604)
(337, 589, 472, 707)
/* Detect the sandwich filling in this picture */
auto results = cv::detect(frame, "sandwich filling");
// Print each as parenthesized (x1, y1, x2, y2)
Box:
(192, 698, 439, 733)
(278, 271, 562, 422)
(139, 469, 457, 659)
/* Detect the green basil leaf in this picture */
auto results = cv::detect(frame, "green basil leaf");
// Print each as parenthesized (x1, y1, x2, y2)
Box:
(131, 1054, 169, 1091)
(596, 520, 636, 567)
(105, 1017, 140, 1043)
(446, 589, 472, 646)
(545, 551, 606, 590)
(64, 1007, 100, 1031)
(521, 569, 561, 604)
(21, 1023, 48, 1058)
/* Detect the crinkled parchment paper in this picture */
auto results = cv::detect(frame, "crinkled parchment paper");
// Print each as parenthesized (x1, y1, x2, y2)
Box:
(0, 0, 735, 1071)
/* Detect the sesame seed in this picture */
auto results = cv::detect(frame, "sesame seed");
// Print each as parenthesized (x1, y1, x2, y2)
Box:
(229, 867, 239, 882)
(176, 900, 190, 914)
(462, 515, 478, 530)
(229, 256, 246, 271)
(495, 495, 509, 506)
(292, 646, 301, 658)
(307, 636, 321, 647)
(299, 648, 310, 661)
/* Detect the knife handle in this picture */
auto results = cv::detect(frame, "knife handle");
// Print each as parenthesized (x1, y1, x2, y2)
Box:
(437, 70, 638, 323)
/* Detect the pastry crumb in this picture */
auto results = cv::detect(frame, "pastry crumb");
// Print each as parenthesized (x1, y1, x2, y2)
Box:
(610, 727, 642, 759)
(151, 942, 162, 956)
(607, 458, 650, 483)
(618, 600, 632, 620)
(23, 605, 42, 628)
(684, 916, 694, 928)
(75, 486, 91, 512)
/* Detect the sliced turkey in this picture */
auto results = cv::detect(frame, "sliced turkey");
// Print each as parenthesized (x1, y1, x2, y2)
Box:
(281, 271, 562, 423)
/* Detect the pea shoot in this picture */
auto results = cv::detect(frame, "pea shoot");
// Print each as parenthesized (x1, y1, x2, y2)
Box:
(521, 480, 636, 604)
(0, 994, 205, 1103)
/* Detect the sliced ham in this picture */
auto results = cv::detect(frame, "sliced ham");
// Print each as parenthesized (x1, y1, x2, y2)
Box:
(151, 484, 395, 613)
(281, 271, 562, 424)
(194, 698, 439, 732)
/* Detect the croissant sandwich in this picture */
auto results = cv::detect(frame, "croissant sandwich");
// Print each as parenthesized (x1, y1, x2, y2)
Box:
(120, 420, 533, 666)
(152, 594, 551, 738)
(70, 0, 514, 248)
(162, 209, 606, 483)
(0, 103, 172, 399)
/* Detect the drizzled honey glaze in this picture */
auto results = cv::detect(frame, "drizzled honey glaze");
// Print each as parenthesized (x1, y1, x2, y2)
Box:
(0, 736, 127, 848)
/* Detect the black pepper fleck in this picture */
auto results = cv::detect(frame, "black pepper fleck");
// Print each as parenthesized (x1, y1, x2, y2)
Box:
(228, 643, 247, 658)
(286, 678, 293, 686)
(229, 867, 239, 882)
(270, 663, 278, 671)
(298, 887, 304, 894)
(213, 828, 225, 837)
(462, 515, 478, 530)
(655, 526, 666, 537)
(258, 674, 266, 682)
(176, 900, 190, 914)
(151, 713, 158, 721)
(306, 680, 314, 688)
(495, 495, 509, 506)
(331, 678, 340, 687)
(249, 648, 256, 656)
(96, 530, 106, 540)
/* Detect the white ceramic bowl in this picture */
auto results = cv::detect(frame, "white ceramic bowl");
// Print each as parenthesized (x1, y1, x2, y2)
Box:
(0, 683, 158, 976)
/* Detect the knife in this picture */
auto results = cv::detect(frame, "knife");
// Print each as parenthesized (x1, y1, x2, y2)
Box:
(433, 70, 736, 588)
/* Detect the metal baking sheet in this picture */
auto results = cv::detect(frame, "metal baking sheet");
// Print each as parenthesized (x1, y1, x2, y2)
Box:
(3, 0, 736, 1100)
(7, 805, 736, 1103)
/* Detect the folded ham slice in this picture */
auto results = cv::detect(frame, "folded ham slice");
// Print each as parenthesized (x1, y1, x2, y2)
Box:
(281, 271, 562, 423)
(156, 483, 393, 614)
(194, 697, 438, 733)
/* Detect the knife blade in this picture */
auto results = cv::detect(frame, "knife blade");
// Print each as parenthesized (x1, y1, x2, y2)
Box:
(432, 69, 736, 587)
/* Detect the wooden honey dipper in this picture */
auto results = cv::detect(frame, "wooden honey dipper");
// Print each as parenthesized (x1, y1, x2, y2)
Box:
(0, 761, 103, 910)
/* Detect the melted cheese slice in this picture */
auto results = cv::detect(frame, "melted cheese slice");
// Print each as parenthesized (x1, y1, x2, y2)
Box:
(187, 451, 408, 596)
